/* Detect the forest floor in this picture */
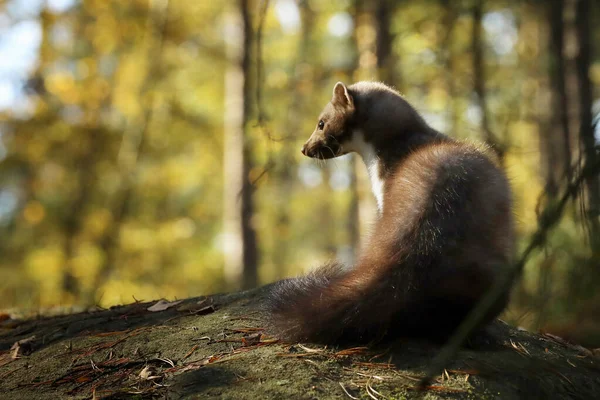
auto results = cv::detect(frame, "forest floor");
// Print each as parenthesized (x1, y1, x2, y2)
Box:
(1, 285, 600, 399)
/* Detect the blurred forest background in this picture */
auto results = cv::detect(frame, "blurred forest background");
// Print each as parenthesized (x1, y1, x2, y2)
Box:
(1, 0, 600, 344)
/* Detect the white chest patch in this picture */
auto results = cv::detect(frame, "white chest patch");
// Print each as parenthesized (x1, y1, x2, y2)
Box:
(344, 130, 385, 212)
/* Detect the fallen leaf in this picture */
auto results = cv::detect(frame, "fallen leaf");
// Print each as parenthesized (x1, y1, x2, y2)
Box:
(139, 365, 161, 380)
(10, 335, 36, 359)
(147, 300, 183, 312)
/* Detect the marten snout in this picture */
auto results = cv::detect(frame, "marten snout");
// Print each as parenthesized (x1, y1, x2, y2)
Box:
(302, 136, 341, 159)
(301, 141, 318, 157)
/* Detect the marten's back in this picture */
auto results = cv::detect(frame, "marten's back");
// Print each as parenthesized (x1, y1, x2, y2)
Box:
(353, 140, 514, 338)
(369, 140, 513, 264)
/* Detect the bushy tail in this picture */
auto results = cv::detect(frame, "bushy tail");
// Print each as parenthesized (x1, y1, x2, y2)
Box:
(265, 262, 393, 344)
(264, 258, 502, 344)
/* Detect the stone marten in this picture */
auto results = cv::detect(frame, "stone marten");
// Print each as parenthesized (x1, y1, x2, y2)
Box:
(266, 81, 514, 344)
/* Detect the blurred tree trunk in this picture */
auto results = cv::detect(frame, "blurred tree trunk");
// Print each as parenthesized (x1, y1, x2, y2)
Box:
(374, 0, 399, 87)
(346, 0, 369, 263)
(223, 0, 259, 290)
(272, 0, 313, 277)
(530, 0, 571, 329)
(472, 0, 503, 160)
(61, 135, 97, 299)
(440, 0, 459, 136)
(540, 0, 571, 198)
(574, 0, 600, 255)
(35, 8, 84, 300)
(346, 0, 401, 261)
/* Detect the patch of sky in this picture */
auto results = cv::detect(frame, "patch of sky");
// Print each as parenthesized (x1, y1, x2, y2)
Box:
(330, 170, 350, 192)
(0, 18, 42, 111)
(483, 10, 517, 56)
(0, 189, 18, 225)
(298, 162, 323, 188)
(5, 0, 44, 19)
(47, 0, 76, 13)
(0, 0, 75, 111)
(275, 0, 300, 34)
(329, 155, 352, 191)
(466, 102, 483, 126)
(421, 111, 447, 134)
(418, 48, 436, 65)
(50, 22, 73, 48)
(328, 12, 353, 38)
(0, 19, 42, 79)
(594, 99, 600, 143)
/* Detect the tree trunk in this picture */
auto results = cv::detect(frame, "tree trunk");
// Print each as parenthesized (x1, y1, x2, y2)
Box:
(345, 0, 370, 263)
(574, 0, 600, 255)
(374, 0, 399, 88)
(541, 0, 571, 198)
(223, 0, 259, 290)
(440, 0, 459, 136)
(472, 0, 503, 160)
(271, 1, 315, 277)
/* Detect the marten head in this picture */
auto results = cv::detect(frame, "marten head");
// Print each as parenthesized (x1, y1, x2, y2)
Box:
(301, 82, 355, 159)
(302, 81, 436, 168)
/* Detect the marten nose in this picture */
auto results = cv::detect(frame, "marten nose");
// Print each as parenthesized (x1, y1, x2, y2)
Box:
(301, 143, 307, 155)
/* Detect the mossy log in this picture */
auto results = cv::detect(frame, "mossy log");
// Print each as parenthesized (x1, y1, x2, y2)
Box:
(1, 285, 599, 399)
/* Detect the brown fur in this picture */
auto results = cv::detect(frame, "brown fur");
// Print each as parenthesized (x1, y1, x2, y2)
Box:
(267, 82, 514, 344)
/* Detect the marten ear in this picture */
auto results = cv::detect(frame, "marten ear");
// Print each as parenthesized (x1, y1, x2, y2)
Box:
(332, 82, 354, 108)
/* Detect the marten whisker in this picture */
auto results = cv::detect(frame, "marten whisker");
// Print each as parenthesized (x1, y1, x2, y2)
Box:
(323, 145, 337, 158)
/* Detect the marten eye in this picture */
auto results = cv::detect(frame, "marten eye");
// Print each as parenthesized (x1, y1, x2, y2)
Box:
(318, 120, 324, 130)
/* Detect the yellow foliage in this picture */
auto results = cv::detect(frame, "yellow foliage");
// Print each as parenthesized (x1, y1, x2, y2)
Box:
(402, 32, 431, 54)
(426, 85, 449, 111)
(84, 209, 113, 239)
(113, 52, 149, 118)
(590, 63, 600, 85)
(25, 247, 63, 304)
(266, 68, 289, 89)
(23, 201, 46, 225)
(24, 138, 49, 163)
(92, 13, 118, 54)
(71, 242, 102, 286)
(46, 73, 80, 104)
(120, 225, 157, 252)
